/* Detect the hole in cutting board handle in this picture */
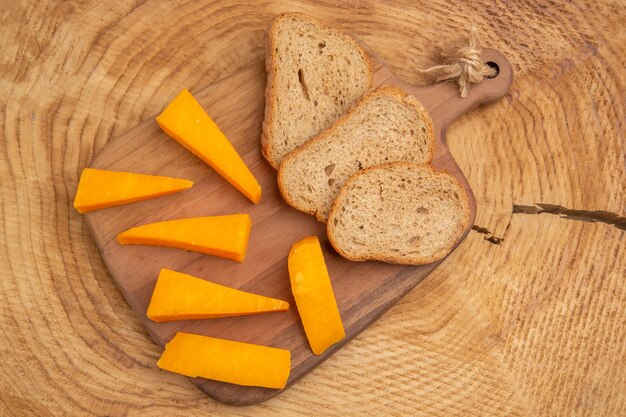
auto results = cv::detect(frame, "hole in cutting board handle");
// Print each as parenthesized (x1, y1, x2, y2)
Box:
(485, 61, 499, 78)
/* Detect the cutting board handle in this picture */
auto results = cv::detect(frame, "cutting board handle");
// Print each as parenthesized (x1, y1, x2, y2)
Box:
(406, 48, 514, 141)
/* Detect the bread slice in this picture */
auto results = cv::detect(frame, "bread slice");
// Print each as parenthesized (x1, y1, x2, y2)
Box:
(327, 162, 469, 265)
(278, 86, 435, 222)
(262, 13, 373, 169)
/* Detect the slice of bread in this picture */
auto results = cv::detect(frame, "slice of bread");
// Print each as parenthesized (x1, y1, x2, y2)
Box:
(262, 13, 373, 169)
(278, 86, 435, 222)
(327, 162, 469, 265)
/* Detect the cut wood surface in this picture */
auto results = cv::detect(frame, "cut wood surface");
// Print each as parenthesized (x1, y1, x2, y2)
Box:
(81, 35, 511, 404)
(1, 0, 624, 415)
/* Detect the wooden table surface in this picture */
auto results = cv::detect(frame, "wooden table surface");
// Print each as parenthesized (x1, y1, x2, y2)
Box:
(1, 1, 624, 415)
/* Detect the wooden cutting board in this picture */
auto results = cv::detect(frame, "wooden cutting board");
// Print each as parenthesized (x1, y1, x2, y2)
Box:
(84, 47, 512, 405)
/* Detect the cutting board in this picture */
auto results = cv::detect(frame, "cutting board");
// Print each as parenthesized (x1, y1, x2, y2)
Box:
(84, 47, 512, 405)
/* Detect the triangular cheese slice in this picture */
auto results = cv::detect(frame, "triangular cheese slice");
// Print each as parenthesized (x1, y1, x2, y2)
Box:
(117, 214, 251, 262)
(158, 332, 290, 389)
(147, 269, 289, 322)
(288, 235, 344, 355)
(73, 168, 192, 213)
(156, 89, 262, 203)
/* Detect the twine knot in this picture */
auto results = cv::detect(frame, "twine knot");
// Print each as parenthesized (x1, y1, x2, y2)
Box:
(419, 30, 497, 97)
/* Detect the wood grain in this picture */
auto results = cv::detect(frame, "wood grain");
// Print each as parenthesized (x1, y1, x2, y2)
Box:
(1, 0, 624, 415)
(84, 47, 511, 404)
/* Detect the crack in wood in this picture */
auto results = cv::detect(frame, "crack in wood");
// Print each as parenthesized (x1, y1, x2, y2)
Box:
(473, 203, 625, 245)
(513, 203, 626, 230)
(471, 225, 503, 245)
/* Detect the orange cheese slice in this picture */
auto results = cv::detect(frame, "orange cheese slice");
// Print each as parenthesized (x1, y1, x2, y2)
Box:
(117, 214, 251, 262)
(147, 269, 289, 322)
(158, 332, 291, 389)
(288, 236, 345, 355)
(73, 168, 192, 213)
(156, 89, 262, 203)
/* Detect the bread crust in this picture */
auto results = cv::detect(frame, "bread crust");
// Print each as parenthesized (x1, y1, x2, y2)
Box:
(261, 12, 374, 169)
(277, 86, 435, 222)
(326, 162, 470, 265)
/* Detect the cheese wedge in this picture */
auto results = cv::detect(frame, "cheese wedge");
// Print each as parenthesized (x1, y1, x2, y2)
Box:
(288, 236, 345, 355)
(147, 269, 289, 322)
(156, 89, 262, 203)
(158, 332, 290, 389)
(73, 168, 192, 213)
(117, 214, 251, 262)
